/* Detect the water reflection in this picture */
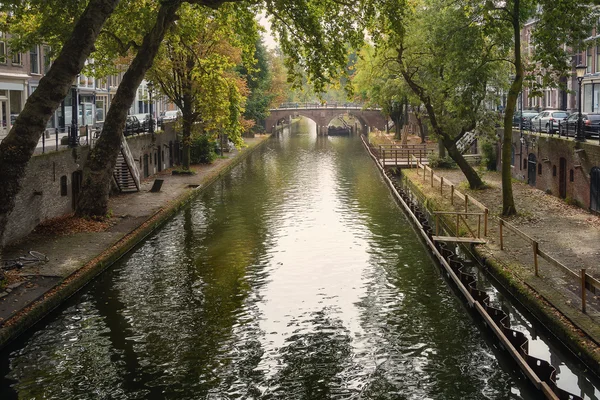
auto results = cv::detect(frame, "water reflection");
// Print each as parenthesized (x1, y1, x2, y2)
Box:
(1, 118, 560, 399)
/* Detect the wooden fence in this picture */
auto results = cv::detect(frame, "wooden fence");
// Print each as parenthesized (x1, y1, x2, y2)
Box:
(411, 154, 598, 314)
(499, 218, 599, 314)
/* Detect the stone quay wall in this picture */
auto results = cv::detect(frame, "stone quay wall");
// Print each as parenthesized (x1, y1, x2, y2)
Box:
(3, 129, 178, 246)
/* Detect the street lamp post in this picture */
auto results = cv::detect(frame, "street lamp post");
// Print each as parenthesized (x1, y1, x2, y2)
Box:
(69, 84, 78, 147)
(576, 64, 587, 142)
(147, 81, 154, 135)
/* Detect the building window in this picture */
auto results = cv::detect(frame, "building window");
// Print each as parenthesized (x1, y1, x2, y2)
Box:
(43, 45, 51, 74)
(11, 51, 21, 65)
(570, 169, 574, 182)
(584, 84, 593, 113)
(96, 98, 105, 123)
(538, 163, 542, 175)
(553, 165, 557, 177)
(587, 48, 593, 73)
(597, 46, 600, 74)
(30, 45, 39, 74)
(60, 176, 68, 196)
(0, 33, 6, 64)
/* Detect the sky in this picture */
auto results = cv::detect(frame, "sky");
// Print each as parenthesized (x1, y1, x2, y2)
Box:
(259, 13, 278, 50)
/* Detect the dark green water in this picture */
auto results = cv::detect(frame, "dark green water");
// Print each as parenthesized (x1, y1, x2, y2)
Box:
(1, 120, 535, 399)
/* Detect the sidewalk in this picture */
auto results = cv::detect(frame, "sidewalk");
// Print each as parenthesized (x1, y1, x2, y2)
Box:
(0, 134, 270, 347)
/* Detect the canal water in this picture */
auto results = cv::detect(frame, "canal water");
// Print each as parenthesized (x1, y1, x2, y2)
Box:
(0, 119, 591, 399)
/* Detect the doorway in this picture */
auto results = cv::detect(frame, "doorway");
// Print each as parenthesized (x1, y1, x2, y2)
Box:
(527, 153, 537, 186)
(157, 148, 162, 172)
(71, 170, 83, 210)
(591, 167, 600, 212)
(559, 158, 567, 199)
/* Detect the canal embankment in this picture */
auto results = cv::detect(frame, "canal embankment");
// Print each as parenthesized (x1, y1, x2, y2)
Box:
(0, 134, 272, 349)
(363, 135, 600, 379)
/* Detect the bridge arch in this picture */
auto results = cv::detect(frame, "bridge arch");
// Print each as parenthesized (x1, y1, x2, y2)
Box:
(265, 106, 387, 134)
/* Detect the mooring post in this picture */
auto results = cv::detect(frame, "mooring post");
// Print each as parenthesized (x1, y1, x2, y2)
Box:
(450, 185, 454, 205)
(581, 269, 587, 313)
(532, 241, 539, 277)
(499, 219, 504, 250)
(430, 169, 434, 187)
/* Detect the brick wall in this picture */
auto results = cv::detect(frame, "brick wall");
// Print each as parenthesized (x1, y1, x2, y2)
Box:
(506, 130, 600, 209)
(3, 129, 179, 246)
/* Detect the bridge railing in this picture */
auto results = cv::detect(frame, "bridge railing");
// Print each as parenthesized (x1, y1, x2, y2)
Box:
(275, 102, 375, 110)
(376, 144, 433, 166)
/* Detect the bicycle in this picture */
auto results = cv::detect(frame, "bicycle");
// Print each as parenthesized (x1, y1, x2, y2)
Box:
(1, 251, 48, 270)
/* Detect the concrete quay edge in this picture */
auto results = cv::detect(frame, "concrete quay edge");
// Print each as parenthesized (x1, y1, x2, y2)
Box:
(0, 134, 272, 350)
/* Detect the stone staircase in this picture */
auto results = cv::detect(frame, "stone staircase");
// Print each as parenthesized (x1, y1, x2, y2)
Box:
(456, 130, 478, 153)
(112, 136, 140, 192)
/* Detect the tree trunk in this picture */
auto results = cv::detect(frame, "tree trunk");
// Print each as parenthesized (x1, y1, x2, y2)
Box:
(501, 0, 521, 216)
(76, 1, 180, 217)
(442, 136, 483, 188)
(399, 60, 483, 189)
(401, 97, 408, 145)
(415, 109, 425, 143)
(0, 0, 120, 245)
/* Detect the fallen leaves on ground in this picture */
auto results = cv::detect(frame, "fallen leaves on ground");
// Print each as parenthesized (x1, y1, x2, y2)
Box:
(33, 214, 113, 236)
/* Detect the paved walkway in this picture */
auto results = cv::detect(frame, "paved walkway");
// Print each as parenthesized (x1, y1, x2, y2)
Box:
(0, 135, 270, 338)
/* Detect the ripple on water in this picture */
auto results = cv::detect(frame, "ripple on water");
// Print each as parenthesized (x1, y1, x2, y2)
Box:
(3, 131, 529, 399)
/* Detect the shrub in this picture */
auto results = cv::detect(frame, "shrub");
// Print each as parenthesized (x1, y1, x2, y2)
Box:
(190, 135, 217, 164)
(481, 142, 497, 171)
(428, 153, 457, 169)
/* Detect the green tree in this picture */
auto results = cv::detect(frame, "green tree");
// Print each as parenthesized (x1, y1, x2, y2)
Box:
(76, 0, 371, 218)
(0, 0, 121, 245)
(238, 39, 273, 131)
(76, 0, 182, 217)
(148, 3, 256, 170)
(365, 0, 504, 189)
(0, 0, 372, 229)
(476, 0, 598, 215)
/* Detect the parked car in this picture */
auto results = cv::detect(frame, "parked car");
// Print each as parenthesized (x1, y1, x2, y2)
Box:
(512, 110, 539, 130)
(133, 113, 155, 132)
(215, 139, 234, 153)
(530, 110, 569, 133)
(158, 110, 180, 127)
(124, 115, 141, 136)
(559, 113, 600, 139)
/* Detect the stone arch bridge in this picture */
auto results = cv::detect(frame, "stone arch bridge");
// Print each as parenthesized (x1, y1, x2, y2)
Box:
(265, 104, 387, 135)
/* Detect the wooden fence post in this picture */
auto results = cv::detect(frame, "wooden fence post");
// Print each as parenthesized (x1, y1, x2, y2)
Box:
(451, 185, 454, 205)
(532, 241, 539, 277)
(440, 177, 444, 195)
(499, 219, 504, 250)
(431, 169, 434, 187)
(581, 269, 587, 314)
(484, 209, 488, 236)
(465, 194, 469, 213)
